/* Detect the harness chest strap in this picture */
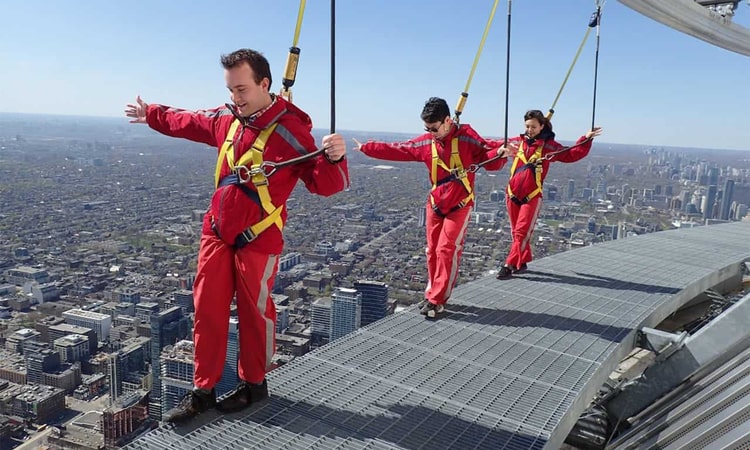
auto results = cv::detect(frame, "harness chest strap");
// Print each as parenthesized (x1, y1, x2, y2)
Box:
(430, 138, 474, 210)
(507, 140, 544, 202)
(214, 119, 284, 238)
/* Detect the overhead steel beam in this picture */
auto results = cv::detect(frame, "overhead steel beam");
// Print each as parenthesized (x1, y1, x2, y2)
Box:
(618, 0, 750, 57)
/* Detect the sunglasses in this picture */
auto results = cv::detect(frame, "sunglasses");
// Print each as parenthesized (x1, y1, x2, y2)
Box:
(424, 120, 445, 133)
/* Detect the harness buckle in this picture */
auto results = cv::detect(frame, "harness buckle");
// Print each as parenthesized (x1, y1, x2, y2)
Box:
(234, 164, 264, 184)
(452, 168, 468, 179)
(235, 228, 257, 248)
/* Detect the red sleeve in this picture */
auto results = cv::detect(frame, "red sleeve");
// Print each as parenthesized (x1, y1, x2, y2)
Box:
(463, 126, 508, 171)
(548, 136, 592, 163)
(359, 136, 430, 162)
(145, 104, 222, 147)
(280, 120, 350, 197)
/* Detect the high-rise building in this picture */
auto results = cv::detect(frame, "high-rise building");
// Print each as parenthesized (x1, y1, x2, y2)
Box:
(354, 280, 389, 327)
(149, 307, 190, 420)
(704, 185, 718, 220)
(63, 309, 112, 342)
(708, 167, 719, 186)
(279, 252, 302, 272)
(720, 179, 735, 220)
(54, 334, 90, 363)
(134, 302, 160, 323)
(24, 342, 60, 385)
(216, 318, 239, 397)
(567, 179, 576, 200)
(6, 329, 40, 355)
(330, 288, 362, 341)
(48, 323, 97, 355)
(311, 298, 332, 347)
(276, 306, 289, 333)
(160, 340, 195, 415)
(114, 288, 141, 304)
(172, 290, 194, 314)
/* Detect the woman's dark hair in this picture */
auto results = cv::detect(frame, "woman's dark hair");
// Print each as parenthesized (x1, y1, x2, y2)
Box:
(523, 109, 553, 132)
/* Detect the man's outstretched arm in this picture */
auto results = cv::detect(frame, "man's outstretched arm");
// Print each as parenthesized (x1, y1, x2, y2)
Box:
(125, 95, 219, 147)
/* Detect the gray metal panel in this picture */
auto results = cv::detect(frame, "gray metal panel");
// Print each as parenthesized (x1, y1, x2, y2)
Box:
(618, 0, 750, 57)
(126, 222, 750, 449)
(608, 346, 750, 449)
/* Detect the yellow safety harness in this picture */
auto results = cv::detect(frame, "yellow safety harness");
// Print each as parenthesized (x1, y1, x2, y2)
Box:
(507, 140, 544, 205)
(214, 119, 284, 245)
(430, 138, 473, 216)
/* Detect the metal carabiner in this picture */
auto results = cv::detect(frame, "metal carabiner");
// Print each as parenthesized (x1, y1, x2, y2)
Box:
(234, 165, 264, 183)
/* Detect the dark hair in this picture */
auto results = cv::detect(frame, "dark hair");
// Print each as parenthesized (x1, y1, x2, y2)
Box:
(220, 49, 272, 89)
(523, 109, 553, 132)
(420, 97, 450, 123)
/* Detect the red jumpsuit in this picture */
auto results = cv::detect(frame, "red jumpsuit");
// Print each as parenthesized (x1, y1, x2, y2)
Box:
(146, 97, 349, 388)
(360, 124, 506, 306)
(502, 130, 592, 270)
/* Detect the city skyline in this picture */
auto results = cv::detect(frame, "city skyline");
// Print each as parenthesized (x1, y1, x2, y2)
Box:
(0, 1, 749, 150)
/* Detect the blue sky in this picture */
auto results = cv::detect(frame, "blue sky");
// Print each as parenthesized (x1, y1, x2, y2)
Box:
(1, 1, 748, 150)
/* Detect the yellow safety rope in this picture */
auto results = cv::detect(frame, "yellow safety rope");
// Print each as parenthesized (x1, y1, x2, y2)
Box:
(280, 0, 308, 103)
(454, 0, 501, 123)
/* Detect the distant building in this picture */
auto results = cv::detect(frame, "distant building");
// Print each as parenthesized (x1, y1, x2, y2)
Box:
(160, 340, 195, 415)
(720, 179, 735, 220)
(216, 318, 239, 398)
(24, 343, 60, 385)
(276, 306, 289, 334)
(63, 309, 112, 342)
(48, 323, 97, 355)
(6, 328, 40, 355)
(54, 334, 90, 364)
(279, 252, 302, 272)
(27, 282, 59, 304)
(12, 384, 65, 424)
(330, 288, 362, 341)
(354, 280, 389, 327)
(172, 290, 194, 314)
(149, 307, 190, 420)
(114, 288, 141, 304)
(134, 302, 160, 323)
(102, 390, 150, 449)
(311, 298, 332, 347)
(5, 266, 49, 286)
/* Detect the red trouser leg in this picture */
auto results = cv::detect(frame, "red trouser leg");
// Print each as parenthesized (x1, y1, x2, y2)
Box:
(234, 248, 278, 384)
(505, 195, 542, 268)
(424, 205, 440, 301)
(425, 205, 472, 305)
(193, 234, 235, 391)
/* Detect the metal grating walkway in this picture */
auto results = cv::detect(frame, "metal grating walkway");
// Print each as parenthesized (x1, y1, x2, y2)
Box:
(126, 221, 750, 450)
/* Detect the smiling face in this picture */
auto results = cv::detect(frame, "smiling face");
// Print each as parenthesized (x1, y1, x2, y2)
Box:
(225, 62, 270, 118)
(524, 117, 545, 139)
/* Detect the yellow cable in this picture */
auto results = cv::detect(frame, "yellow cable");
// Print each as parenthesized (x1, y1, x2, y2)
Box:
(292, 0, 307, 47)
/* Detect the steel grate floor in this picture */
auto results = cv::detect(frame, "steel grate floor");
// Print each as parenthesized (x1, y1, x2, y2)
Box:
(125, 222, 750, 450)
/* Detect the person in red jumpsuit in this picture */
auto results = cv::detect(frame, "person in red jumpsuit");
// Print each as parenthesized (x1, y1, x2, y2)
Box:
(355, 97, 512, 318)
(496, 109, 602, 279)
(125, 48, 349, 423)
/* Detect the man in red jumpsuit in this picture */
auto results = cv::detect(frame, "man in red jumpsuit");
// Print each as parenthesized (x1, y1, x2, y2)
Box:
(496, 109, 602, 279)
(355, 97, 511, 318)
(125, 48, 349, 423)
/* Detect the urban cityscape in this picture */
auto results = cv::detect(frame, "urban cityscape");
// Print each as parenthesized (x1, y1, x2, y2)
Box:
(0, 112, 749, 449)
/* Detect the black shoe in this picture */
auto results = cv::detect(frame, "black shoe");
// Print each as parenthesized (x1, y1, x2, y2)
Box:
(514, 263, 528, 274)
(217, 379, 269, 413)
(496, 264, 514, 279)
(164, 388, 216, 424)
(420, 302, 445, 318)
